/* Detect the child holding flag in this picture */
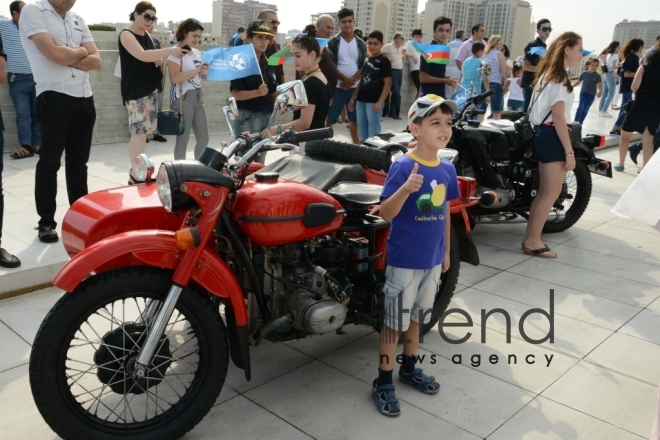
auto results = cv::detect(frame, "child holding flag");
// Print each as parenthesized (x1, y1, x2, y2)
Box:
(230, 21, 278, 162)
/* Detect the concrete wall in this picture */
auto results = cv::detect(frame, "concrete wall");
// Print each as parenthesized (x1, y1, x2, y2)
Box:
(1, 48, 419, 151)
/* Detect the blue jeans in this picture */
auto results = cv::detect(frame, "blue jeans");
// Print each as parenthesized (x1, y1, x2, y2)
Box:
(575, 93, 596, 124)
(327, 87, 357, 124)
(388, 69, 402, 118)
(489, 82, 504, 113)
(507, 99, 524, 112)
(356, 101, 382, 142)
(8, 73, 41, 148)
(234, 109, 271, 163)
(614, 91, 633, 127)
(598, 73, 617, 112)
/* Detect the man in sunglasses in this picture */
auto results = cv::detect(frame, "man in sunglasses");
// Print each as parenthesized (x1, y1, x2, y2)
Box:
(258, 9, 284, 85)
(522, 18, 552, 112)
(19, 0, 101, 243)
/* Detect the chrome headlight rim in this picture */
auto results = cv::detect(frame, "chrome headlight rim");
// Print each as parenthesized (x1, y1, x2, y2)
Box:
(134, 154, 155, 183)
(156, 163, 173, 212)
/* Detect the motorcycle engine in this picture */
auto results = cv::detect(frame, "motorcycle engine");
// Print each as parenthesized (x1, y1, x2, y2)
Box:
(264, 237, 359, 335)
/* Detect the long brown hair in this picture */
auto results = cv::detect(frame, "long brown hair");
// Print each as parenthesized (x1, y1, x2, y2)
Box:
(621, 38, 644, 60)
(532, 31, 581, 93)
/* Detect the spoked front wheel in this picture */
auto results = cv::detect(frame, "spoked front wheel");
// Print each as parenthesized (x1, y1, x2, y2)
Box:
(29, 267, 229, 440)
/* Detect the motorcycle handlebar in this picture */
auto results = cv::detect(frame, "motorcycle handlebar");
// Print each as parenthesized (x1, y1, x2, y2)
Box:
(278, 127, 334, 144)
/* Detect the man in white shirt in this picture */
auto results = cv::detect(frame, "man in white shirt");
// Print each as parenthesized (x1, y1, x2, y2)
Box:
(447, 29, 465, 99)
(382, 32, 405, 119)
(19, 0, 101, 243)
(402, 29, 423, 98)
(325, 7, 366, 144)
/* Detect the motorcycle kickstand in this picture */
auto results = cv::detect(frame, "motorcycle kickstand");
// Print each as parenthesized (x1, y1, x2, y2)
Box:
(133, 284, 184, 379)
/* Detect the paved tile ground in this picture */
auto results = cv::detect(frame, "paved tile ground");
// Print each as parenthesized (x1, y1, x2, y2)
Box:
(0, 101, 658, 439)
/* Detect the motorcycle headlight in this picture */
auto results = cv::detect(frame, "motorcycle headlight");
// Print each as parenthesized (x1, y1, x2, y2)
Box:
(134, 154, 154, 182)
(156, 164, 173, 212)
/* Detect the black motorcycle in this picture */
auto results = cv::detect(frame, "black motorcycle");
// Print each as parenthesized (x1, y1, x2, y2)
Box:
(305, 90, 612, 234)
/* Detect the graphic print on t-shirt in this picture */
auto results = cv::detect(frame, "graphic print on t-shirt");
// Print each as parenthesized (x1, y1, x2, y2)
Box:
(415, 180, 447, 216)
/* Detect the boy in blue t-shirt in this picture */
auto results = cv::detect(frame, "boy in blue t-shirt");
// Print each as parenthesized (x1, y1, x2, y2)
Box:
(459, 42, 489, 121)
(373, 94, 460, 416)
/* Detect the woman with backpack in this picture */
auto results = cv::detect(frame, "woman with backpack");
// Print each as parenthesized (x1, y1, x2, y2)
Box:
(597, 41, 620, 117)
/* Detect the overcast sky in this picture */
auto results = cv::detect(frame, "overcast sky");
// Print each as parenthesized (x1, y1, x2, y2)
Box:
(53, 0, 659, 50)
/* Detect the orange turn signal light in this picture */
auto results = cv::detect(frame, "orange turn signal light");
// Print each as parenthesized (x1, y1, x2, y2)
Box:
(175, 227, 201, 250)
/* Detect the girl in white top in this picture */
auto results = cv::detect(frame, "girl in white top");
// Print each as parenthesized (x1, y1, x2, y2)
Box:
(597, 41, 620, 116)
(167, 18, 209, 160)
(522, 32, 584, 259)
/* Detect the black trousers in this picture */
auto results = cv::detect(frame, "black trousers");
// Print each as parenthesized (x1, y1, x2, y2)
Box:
(411, 70, 420, 95)
(0, 130, 4, 243)
(35, 91, 96, 229)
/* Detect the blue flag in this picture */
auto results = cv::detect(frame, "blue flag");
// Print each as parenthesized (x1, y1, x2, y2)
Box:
(200, 44, 261, 81)
(528, 47, 593, 57)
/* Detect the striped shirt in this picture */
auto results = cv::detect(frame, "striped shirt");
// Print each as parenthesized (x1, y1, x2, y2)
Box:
(0, 19, 32, 74)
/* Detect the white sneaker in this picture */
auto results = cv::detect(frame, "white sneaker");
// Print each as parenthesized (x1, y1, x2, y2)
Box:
(601, 112, 612, 118)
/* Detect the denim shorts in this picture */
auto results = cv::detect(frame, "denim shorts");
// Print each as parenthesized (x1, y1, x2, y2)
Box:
(532, 125, 567, 163)
(327, 87, 357, 124)
(383, 265, 441, 332)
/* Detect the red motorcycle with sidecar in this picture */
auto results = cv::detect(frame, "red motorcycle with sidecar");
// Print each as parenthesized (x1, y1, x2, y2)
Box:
(28, 81, 479, 440)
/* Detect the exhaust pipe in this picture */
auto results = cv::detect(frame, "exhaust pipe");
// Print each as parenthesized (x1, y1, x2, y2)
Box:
(547, 210, 566, 223)
(249, 313, 293, 346)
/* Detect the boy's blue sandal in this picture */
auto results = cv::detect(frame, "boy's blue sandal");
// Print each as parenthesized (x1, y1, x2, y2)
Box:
(399, 368, 441, 394)
(372, 379, 401, 416)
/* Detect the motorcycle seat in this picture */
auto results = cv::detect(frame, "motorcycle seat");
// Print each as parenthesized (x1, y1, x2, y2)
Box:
(258, 155, 367, 192)
(327, 182, 383, 206)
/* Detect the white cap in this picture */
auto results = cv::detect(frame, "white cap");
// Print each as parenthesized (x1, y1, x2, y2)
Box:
(408, 94, 458, 124)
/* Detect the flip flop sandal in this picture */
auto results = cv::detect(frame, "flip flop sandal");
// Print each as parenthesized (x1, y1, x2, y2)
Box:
(10, 147, 34, 159)
(522, 244, 557, 258)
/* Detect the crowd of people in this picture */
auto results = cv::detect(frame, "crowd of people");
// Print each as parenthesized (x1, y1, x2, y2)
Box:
(0, 0, 659, 422)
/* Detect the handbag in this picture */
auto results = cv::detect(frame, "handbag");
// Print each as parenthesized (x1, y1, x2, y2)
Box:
(157, 57, 185, 136)
(622, 98, 634, 113)
(515, 83, 551, 143)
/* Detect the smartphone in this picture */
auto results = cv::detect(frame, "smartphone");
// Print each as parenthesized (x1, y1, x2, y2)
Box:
(181, 45, 192, 51)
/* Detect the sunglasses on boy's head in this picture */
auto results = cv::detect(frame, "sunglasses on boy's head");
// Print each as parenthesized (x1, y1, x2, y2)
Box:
(540, 26, 552, 32)
(141, 13, 158, 22)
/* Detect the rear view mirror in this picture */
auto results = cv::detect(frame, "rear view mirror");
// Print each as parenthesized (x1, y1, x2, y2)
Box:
(225, 97, 239, 120)
(275, 80, 308, 112)
(479, 60, 492, 77)
(223, 97, 239, 139)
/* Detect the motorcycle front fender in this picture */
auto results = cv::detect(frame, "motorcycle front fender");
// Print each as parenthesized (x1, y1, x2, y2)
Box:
(452, 220, 480, 266)
(52, 229, 248, 326)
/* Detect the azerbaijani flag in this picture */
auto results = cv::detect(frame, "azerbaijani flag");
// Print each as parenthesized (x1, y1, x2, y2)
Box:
(412, 41, 450, 64)
(267, 38, 329, 66)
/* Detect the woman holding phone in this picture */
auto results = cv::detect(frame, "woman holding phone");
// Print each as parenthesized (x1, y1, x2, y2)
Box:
(119, 1, 187, 183)
(167, 18, 210, 160)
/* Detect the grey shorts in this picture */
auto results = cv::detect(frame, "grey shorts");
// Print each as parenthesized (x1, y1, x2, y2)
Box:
(383, 265, 441, 332)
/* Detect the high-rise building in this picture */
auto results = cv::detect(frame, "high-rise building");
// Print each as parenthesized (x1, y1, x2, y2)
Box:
(212, 0, 278, 42)
(341, 0, 420, 42)
(613, 20, 660, 47)
(421, 0, 532, 58)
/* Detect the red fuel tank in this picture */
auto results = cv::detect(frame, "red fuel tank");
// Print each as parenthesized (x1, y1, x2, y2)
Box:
(232, 178, 345, 246)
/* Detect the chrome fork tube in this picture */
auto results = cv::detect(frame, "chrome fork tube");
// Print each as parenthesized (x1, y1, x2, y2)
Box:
(134, 284, 183, 378)
(137, 299, 161, 326)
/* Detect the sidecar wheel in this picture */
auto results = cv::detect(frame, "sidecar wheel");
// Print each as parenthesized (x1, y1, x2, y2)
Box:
(422, 226, 461, 335)
(29, 267, 229, 440)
